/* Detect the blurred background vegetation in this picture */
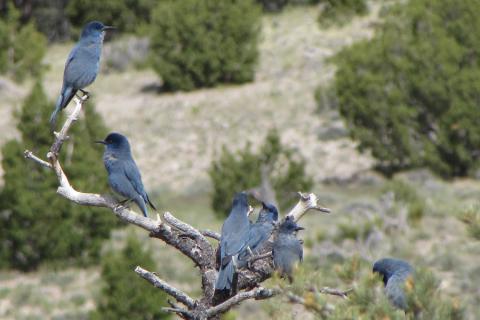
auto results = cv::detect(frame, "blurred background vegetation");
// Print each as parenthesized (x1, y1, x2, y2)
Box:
(0, 0, 479, 319)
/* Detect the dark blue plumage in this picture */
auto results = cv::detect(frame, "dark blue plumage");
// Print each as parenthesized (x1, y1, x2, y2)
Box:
(238, 202, 278, 267)
(373, 258, 414, 310)
(272, 216, 304, 281)
(215, 192, 250, 293)
(50, 21, 114, 128)
(97, 133, 156, 217)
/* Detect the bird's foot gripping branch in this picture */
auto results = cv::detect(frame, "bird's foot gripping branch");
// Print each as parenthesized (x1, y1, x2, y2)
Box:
(24, 96, 343, 319)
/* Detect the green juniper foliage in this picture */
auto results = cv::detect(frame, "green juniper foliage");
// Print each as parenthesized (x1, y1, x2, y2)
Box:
(67, 0, 157, 36)
(0, 81, 120, 271)
(91, 234, 170, 320)
(2, 0, 71, 42)
(0, 4, 46, 81)
(150, 0, 261, 91)
(331, 0, 480, 177)
(209, 129, 313, 217)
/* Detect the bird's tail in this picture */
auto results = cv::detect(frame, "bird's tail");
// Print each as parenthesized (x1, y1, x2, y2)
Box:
(50, 87, 75, 129)
(135, 197, 148, 218)
(146, 194, 157, 211)
(215, 258, 236, 292)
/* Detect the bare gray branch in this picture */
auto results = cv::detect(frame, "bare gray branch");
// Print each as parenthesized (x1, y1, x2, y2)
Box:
(135, 266, 196, 309)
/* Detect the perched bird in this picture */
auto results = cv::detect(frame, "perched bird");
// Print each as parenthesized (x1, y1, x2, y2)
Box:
(96, 132, 156, 217)
(50, 21, 114, 128)
(215, 192, 250, 294)
(238, 202, 279, 267)
(373, 258, 414, 310)
(272, 216, 304, 281)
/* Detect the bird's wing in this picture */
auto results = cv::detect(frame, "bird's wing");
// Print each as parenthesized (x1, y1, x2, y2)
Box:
(64, 45, 78, 76)
(108, 171, 138, 200)
(222, 220, 250, 257)
(63, 44, 99, 88)
(123, 160, 147, 200)
(386, 273, 408, 310)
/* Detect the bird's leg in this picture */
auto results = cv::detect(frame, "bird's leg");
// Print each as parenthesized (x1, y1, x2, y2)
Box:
(78, 89, 90, 101)
(114, 198, 132, 210)
(79, 89, 89, 96)
(246, 246, 255, 269)
(118, 198, 131, 205)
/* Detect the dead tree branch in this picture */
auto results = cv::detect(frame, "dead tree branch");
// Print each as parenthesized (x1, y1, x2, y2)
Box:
(23, 95, 336, 319)
(311, 286, 352, 299)
(135, 266, 196, 308)
(201, 230, 221, 241)
(287, 192, 331, 221)
(204, 287, 278, 318)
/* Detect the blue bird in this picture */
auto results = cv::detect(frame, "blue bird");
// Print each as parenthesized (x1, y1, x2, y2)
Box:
(238, 202, 278, 268)
(215, 192, 251, 294)
(50, 21, 114, 128)
(96, 133, 156, 217)
(373, 258, 414, 310)
(272, 216, 304, 281)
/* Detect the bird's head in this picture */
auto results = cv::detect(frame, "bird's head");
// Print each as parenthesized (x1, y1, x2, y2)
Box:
(372, 258, 413, 286)
(231, 192, 249, 211)
(81, 21, 115, 39)
(95, 132, 131, 155)
(259, 202, 279, 222)
(279, 216, 304, 234)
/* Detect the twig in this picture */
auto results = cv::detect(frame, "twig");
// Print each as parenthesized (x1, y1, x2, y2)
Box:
(135, 266, 196, 308)
(50, 95, 87, 155)
(164, 212, 209, 244)
(201, 230, 221, 241)
(162, 307, 193, 318)
(24, 150, 52, 168)
(310, 286, 352, 299)
(205, 287, 278, 317)
(286, 192, 331, 221)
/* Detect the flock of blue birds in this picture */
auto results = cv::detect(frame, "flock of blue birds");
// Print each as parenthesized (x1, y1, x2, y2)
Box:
(50, 21, 414, 311)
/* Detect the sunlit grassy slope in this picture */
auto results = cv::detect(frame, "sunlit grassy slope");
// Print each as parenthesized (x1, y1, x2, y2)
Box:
(0, 3, 479, 320)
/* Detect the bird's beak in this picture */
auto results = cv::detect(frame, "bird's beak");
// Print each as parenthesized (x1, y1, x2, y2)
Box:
(295, 226, 305, 231)
(102, 26, 116, 31)
(94, 140, 106, 145)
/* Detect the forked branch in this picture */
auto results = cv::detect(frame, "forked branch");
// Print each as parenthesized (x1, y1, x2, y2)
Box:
(23, 95, 338, 319)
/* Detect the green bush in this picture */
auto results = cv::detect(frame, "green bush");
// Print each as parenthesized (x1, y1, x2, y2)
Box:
(209, 129, 313, 217)
(331, 0, 480, 177)
(67, 0, 156, 36)
(318, 0, 368, 27)
(0, 81, 120, 271)
(0, 4, 46, 81)
(91, 234, 170, 320)
(28, 0, 71, 42)
(4, 0, 71, 42)
(150, 0, 261, 91)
